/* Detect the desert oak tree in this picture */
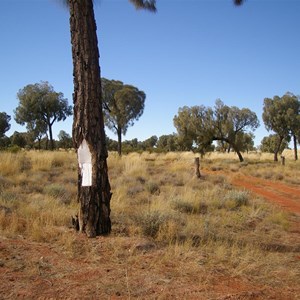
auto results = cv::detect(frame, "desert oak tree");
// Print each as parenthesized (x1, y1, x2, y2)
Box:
(14, 82, 72, 150)
(174, 100, 259, 162)
(67, 0, 156, 237)
(0, 112, 11, 138)
(67, 0, 244, 236)
(102, 78, 146, 156)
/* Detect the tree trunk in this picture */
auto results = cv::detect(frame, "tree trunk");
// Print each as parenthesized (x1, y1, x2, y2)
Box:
(213, 137, 244, 162)
(274, 136, 283, 162)
(235, 148, 244, 162)
(227, 145, 231, 153)
(48, 123, 54, 151)
(293, 135, 298, 161)
(117, 127, 122, 156)
(194, 157, 201, 178)
(69, 0, 112, 237)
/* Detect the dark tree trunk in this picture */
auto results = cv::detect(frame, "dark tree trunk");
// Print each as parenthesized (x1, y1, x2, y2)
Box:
(117, 127, 122, 156)
(48, 123, 54, 151)
(194, 157, 201, 178)
(69, 0, 112, 237)
(293, 135, 298, 161)
(227, 145, 231, 153)
(274, 136, 284, 162)
(213, 137, 244, 162)
(37, 137, 41, 150)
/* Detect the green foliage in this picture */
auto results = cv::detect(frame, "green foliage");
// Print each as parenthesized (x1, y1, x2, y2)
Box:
(136, 211, 167, 238)
(6, 145, 22, 153)
(14, 81, 72, 150)
(171, 198, 208, 214)
(0, 112, 11, 138)
(174, 100, 259, 161)
(10, 131, 27, 148)
(57, 130, 73, 149)
(156, 134, 178, 151)
(0, 136, 11, 149)
(262, 93, 300, 160)
(43, 184, 71, 205)
(260, 134, 289, 154)
(129, 0, 157, 11)
(223, 190, 250, 209)
(102, 78, 145, 155)
(146, 181, 160, 195)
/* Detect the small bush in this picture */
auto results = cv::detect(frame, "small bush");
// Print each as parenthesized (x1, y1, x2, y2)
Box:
(136, 211, 168, 238)
(146, 181, 160, 195)
(7, 145, 21, 153)
(136, 176, 146, 184)
(224, 190, 250, 209)
(51, 157, 65, 168)
(43, 184, 71, 204)
(18, 154, 32, 172)
(172, 198, 208, 215)
(0, 191, 19, 203)
(172, 199, 194, 214)
(127, 185, 144, 196)
(0, 176, 12, 190)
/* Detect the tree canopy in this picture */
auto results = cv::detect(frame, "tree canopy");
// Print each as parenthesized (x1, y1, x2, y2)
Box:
(174, 100, 259, 161)
(0, 112, 11, 138)
(102, 78, 146, 155)
(14, 81, 72, 150)
(260, 134, 289, 155)
(262, 93, 300, 161)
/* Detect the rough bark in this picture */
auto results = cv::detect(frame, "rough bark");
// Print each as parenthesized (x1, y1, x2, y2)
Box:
(69, 0, 112, 237)
(117, 127, 122, 156)
(293, 135, 298, 161)
(48, 123, 54, 150)
(194, 157, 201, 178)
(274, 136, 284, 162)
(213, 137, 244, 162)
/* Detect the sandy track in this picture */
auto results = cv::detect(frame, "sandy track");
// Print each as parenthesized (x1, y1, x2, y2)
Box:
(231, 174, 300, 215)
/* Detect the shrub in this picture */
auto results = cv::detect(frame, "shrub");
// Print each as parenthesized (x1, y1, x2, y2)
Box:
(146, 181, 160, 195)
(224, 190, 250, 209)
(135, 211, 168, 238)
(172, 198, 208, 215)
(127, 185, 144, 196)
(43, 184, 71, 204)
(172, 199, 194, 214)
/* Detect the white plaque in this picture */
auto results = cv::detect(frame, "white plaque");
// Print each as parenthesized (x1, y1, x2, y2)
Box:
(78, 139, 92, 187)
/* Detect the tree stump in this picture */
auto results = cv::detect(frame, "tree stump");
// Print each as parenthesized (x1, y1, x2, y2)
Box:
(281, 156, 285, 166)
(194, 157, 201, 178)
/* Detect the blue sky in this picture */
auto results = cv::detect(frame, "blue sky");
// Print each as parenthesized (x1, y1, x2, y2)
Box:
(1, 0, 300, 147)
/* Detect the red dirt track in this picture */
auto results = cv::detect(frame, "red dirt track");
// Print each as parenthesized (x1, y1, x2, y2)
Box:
(231, 174, 300, 215)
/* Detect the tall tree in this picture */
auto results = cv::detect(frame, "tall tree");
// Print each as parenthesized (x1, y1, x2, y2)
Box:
(102, 78, 146, 156)
(260, 134, 289, 155)
(262, 94, 294, 161)
(281, 93, 300, 160)
(66, 0, 243, 236)
(67, 0, 156, 237)
(27, 119, 48, 150)
(15, 82, 72, 150)
(174, 100, 259, 162)
(212, 100, 259, 161)
(0, 112, 11, 138)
